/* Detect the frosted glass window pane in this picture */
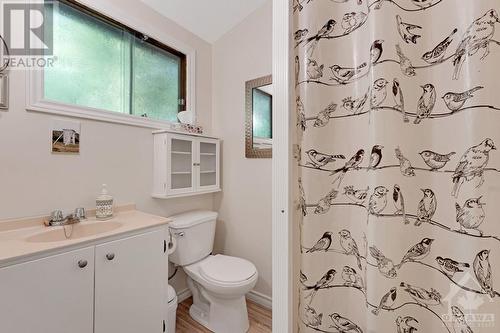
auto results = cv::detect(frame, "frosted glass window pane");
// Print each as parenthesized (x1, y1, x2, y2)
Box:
(200, 173, 216, 187)
(43, 1, 185, 122)
(200, 142, 216, 154)
(172, 174, 192, 189)
(253, 89, 272, 139)
(132, 40, 181, 122)
(172, 154, 192, 173)
(44, 2, 130, 113)
(171, 139, 192, 152)
(200, 142, 216, 175)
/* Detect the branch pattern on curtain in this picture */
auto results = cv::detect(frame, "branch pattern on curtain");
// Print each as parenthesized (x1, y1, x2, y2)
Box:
(294, 0, 500, 332)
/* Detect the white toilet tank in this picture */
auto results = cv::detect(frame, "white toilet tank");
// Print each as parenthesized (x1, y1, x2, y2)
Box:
(168, 210, 217, 266)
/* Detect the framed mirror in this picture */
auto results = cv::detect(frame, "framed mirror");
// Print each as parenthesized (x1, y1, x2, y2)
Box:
(245, 75, 272, 158)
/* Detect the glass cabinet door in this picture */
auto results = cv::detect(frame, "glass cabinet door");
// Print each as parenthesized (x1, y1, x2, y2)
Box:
(169, 137, 194, 192)
(198, 140, 219, 189)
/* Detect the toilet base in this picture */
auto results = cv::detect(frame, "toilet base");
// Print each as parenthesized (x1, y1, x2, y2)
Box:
(187, 277, 250, 333)
(189, 303, 210, 328)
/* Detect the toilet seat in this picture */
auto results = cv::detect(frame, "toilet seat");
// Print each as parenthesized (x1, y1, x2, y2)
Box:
(184, 254, 258, 298)
(200, 255, 256, 285)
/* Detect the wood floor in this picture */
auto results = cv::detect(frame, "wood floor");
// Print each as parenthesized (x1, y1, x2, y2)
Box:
(176, 297, 272, 332)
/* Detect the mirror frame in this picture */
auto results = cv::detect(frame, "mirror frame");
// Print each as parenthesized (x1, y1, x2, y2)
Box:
(245, 75, 272, 158)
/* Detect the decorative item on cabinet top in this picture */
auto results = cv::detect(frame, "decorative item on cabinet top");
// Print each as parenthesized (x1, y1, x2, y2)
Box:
(152, 130, 221, 199)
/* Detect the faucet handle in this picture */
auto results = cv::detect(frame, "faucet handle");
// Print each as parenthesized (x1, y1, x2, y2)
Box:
(74, 208, 86, 220)
(50, 210, 65, 222)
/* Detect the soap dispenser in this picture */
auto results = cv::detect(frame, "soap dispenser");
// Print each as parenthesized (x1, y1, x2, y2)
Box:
(96, 184, 113, 220)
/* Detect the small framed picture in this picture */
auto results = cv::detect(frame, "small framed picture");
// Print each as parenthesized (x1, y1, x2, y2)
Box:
(52, 119, 80, 154)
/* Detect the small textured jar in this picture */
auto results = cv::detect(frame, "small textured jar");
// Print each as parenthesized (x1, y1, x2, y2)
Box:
(96, 184, 113, 220)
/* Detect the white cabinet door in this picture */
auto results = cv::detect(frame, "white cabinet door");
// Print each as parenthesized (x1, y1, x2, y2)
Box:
(0, 247, 95, 333)
(167, 134, 196, 196)
(94, 229, 166, 333)
(196, 138, 220, 191)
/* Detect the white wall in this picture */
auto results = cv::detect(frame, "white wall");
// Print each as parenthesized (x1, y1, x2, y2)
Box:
(212, 1, 273, 299)
(0, 0, 213, 294)
(0, 0, 273, 302)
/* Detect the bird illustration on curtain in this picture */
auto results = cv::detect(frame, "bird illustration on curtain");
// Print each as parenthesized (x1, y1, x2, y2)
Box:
(295, 1, 500, 332)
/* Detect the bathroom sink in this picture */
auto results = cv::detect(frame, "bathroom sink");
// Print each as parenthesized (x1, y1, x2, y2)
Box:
(26, 222, 122, 243)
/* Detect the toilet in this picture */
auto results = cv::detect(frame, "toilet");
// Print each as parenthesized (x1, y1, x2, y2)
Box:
(169, 211, 258, 333)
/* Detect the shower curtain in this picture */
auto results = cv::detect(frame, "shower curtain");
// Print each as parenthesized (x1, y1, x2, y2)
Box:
(294, 0, 500, 332)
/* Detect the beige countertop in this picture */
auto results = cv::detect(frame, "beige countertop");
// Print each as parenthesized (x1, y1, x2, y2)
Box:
(0, 205, 170, 267)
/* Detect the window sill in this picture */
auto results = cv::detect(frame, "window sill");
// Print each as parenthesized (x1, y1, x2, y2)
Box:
(26, 98, 182, 130)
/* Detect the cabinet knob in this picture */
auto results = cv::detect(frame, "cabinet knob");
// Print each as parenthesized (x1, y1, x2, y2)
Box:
(78, 260, 88, 268)
(106, 253, 115, 261)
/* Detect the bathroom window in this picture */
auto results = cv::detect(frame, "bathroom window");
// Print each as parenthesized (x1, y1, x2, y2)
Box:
(28, 0, 193, 126)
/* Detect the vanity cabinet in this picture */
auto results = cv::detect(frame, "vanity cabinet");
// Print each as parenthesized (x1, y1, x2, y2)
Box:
(94, 230, 165, 333)
(0, 228, 167, 333)
(153, 131, 221, 198)
(0, 247, 95, 333)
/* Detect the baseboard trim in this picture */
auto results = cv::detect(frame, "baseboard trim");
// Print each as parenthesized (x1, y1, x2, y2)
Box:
(176, 288, 192, 303)
(177, 288, 272, 309)
(246, 290, 272, 309)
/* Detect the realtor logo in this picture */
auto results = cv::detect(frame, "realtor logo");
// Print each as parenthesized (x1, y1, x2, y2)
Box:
(441, 273, 495, 328)
(2, 2, 54, 56)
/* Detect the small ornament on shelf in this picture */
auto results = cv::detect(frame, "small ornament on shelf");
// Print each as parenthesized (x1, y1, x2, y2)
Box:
(171, 122, 204, 134)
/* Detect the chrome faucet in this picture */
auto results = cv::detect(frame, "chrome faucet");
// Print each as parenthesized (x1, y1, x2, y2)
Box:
(44, 208, 86, 227)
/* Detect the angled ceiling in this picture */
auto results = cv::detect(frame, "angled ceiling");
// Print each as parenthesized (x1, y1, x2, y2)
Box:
(140, 0, 269, 43)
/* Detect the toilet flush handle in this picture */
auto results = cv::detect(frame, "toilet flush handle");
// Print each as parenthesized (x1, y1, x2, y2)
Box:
(173, 231, 185, 238)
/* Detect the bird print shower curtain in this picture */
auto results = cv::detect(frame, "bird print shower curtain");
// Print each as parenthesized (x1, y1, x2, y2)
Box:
(294, 0, 500, 332)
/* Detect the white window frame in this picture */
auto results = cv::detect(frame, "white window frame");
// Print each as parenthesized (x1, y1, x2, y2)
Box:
(25, 0, 197, 129)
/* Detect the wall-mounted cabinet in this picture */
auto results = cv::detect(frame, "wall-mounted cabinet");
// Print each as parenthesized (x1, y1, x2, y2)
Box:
(153, 131, 221, 198)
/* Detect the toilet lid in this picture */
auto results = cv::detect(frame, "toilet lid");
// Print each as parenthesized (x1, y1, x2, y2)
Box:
(200, 255, 256, 284)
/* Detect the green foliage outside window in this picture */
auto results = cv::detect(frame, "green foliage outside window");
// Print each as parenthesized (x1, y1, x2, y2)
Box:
(44, 1, 183, 122)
